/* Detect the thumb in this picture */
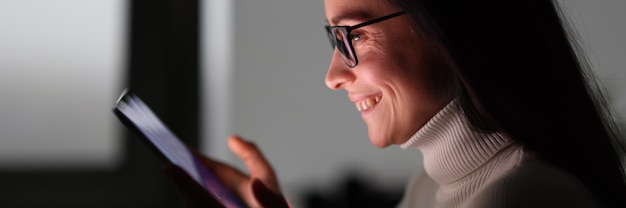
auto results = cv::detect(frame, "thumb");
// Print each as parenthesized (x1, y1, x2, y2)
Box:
(251, 179, 290, 208)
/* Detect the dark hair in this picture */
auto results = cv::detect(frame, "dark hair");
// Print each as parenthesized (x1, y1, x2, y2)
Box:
(390, 0, 626, 206)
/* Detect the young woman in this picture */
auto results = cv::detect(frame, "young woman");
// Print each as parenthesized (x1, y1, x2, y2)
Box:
(165, 0, 626, 207)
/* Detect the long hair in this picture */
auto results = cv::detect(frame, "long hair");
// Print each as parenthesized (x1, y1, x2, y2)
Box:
(390, 0, 626, 206)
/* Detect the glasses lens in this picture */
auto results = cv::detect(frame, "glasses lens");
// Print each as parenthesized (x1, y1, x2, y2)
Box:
(330, 27, 357, 67)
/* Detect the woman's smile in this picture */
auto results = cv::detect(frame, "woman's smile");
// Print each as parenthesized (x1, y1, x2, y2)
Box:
(353, 95, 381, 112)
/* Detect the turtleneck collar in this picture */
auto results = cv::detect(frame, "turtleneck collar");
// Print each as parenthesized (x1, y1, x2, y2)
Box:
(400, 100, 514, 185)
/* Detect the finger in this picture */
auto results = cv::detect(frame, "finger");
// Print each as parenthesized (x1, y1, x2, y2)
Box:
(228, 135, 279, 190)
(162, 164, 225, 208)
(251, 179, 290, 208)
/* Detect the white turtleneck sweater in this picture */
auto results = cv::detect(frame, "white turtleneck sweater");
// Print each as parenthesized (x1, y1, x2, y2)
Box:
(396, 100, 599, 208)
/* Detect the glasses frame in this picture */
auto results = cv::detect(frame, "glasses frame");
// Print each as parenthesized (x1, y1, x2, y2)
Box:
(325, 11, 407, 68)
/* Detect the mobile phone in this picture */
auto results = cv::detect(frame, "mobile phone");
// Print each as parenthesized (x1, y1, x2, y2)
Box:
(113, 89, 246, 208)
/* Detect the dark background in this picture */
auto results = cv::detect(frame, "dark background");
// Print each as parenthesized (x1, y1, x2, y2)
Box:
(0, 0, 199, 207)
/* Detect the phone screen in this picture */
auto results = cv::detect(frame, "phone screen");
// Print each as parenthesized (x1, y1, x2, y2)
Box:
(113, 90, 246, 208)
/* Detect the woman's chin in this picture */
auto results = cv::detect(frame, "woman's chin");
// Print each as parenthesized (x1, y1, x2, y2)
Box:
(368, 132, 392, 148)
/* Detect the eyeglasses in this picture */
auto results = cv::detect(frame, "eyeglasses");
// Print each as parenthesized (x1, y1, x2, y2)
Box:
(325, 11, 407, 68)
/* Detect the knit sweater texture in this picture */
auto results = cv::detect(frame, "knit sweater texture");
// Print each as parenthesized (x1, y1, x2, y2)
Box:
(396, 100, 599, 208)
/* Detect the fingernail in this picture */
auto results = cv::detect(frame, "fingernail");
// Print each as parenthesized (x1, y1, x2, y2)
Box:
(229, 134, 241, 142)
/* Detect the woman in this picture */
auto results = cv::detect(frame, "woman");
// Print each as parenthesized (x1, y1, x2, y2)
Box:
(165, 0, 626, 207)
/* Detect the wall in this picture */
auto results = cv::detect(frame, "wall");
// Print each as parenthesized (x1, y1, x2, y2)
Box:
(0, 0, 125, 169)
(561, 1, 626, 119)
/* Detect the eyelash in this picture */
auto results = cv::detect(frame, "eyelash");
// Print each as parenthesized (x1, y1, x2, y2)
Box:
(350, 33, 363, 43)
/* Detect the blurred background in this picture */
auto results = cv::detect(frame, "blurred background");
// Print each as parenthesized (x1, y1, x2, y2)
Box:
(0, 0, 624, 207)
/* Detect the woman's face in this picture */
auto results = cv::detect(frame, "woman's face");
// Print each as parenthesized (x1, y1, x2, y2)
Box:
(324, 0, 452, 147)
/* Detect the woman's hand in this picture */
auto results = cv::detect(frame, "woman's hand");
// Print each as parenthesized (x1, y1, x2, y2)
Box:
(163, 135, 289, 208)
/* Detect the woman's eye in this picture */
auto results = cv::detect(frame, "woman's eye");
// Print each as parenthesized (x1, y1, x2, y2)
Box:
(350, 34, 362, 42)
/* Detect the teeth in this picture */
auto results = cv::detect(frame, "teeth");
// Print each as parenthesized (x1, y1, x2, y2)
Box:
(356, 96, 381, 112)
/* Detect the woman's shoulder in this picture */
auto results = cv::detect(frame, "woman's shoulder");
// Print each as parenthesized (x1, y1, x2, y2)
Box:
(469, 156, 600, 208)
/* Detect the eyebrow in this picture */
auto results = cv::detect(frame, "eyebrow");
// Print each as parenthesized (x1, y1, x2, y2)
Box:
(327, 10, 376, 26)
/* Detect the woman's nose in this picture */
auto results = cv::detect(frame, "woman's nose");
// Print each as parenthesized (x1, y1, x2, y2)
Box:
(325, 51, 355, 90)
